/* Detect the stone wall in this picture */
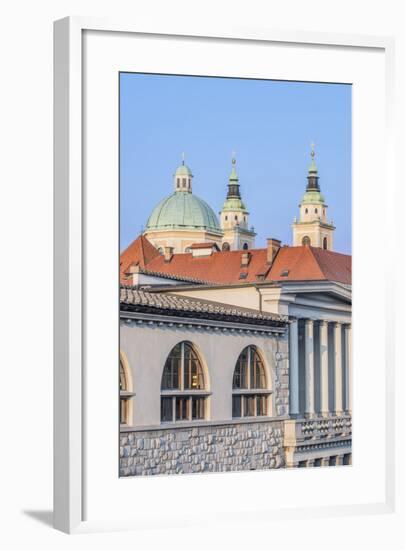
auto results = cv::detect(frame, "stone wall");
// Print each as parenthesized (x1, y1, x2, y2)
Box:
(120, 419, 285, 476)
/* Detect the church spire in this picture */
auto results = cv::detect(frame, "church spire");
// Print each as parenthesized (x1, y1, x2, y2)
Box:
(227, 153, 241, 199)
(306, 142, 320, 192)
(292, 144, 335, 250)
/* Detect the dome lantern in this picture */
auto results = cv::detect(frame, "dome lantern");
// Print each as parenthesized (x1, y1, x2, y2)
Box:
(174, 152, 193, 192)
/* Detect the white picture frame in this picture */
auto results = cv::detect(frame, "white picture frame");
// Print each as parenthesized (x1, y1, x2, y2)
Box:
(54, 16, 399, 535)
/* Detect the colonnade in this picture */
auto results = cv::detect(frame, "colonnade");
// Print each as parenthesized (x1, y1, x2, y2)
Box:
(289, 319, 352, 418)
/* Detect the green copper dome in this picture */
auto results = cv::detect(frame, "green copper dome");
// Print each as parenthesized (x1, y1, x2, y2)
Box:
(221, 197, 247, 211)
(301, 190, 325, 205)
(175, 163, 193, 177)
(146, 191, 222, 233)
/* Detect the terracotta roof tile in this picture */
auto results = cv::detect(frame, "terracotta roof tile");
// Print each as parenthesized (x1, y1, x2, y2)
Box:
(120, 287, 287, 326)
(120, 236, 351, 286)
(268, 246, 351, 284)
(120, 235, 160, 283)
(145, 248, 269, 284)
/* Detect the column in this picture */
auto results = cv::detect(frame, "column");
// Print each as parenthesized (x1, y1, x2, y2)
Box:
(305, 319, 315, 417)
(344, 324, 352, 414)
(289, 319, 300, 416)
(335, 455, 344, 466)
(319, 321, 329, 417)
(333, 322, 343, 416)
(320, 457, 330, 467)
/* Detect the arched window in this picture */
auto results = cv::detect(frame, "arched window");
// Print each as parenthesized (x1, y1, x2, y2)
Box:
(225, 215, 228, 221)
(176, 177, 180, 188)
(182, 178, 186, 187)
(158, 247, 164, 255)
(222, 242, 230, 251)
(323, 237, 328, 250)
(315, 208, 318, 214)
(161, 342, 208, 423)
(119, 358, 134, 425)
(232, 346, 269, 418)
(235, 215, 238, 221)
(302, 236, 311, 246)
(305, 208, 308, 214)
(185, 247, 191, 253)
(242, 242, 249, 250)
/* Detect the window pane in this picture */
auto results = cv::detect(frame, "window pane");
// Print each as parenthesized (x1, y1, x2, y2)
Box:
(232, 395, 242, 418)
(120, 397, 127, 424)
(244, 395, 255, 417)
(175, 396, 189, 421)
(233, 348, 248, 389)
(161, 397, 173, 422)
(120, 362, 127, 391)
(250, 347, 266, 389)
(183, 343, 204, 390)
(161, 344, 181, 389)
(256, 395, 267, 416)
(192, 397, 205, 420)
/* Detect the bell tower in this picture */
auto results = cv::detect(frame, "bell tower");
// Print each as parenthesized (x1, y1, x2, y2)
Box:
(292, 144, 335, 250)
(220, 155, 256, 251)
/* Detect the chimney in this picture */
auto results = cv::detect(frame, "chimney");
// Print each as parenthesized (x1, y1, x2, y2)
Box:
(241, 251, 251, 267)
(164, 246, 174, 262)
(126, 263, 140, 286)
(267, 238, 281, 264)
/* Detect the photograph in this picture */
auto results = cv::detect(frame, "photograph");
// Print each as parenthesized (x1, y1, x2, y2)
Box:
(118, 72, 352, 476)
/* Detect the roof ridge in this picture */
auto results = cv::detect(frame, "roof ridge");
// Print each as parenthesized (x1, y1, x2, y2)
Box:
(306, 245, 328, 280)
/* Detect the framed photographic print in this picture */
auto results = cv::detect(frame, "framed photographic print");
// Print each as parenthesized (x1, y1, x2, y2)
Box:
(54, 17, 399, 535)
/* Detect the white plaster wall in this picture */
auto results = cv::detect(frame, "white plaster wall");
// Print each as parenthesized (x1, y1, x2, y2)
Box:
(120, 321, 283, 428)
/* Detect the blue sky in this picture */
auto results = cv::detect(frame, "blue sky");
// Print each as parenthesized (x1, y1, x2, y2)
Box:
(120, 73, 351, 254)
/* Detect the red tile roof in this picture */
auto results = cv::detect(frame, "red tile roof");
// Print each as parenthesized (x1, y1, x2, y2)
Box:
(120, 236, 351, 286)
(146, 247, 269, 284)
(120, 235, 160, 282)
(268, 246, 352, 284)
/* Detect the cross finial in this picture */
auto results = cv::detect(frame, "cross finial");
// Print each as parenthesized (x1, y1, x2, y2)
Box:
(232, 151, 236, 165)
(181, 151, 185, 165)
(310, 141, 315, 158)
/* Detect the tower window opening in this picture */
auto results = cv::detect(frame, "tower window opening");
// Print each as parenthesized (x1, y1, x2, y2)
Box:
(235, 215, 238, 221)
(315, 208, 318, 214)
(305, 208, 308, 214)
(222, 242, 230, 251)
(242, 243, 249, 250)
(323, 237, 328, 250)
(302, 236, 311, 246)
(225, 215, 228, 221)
(182, 178, 186, 187)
